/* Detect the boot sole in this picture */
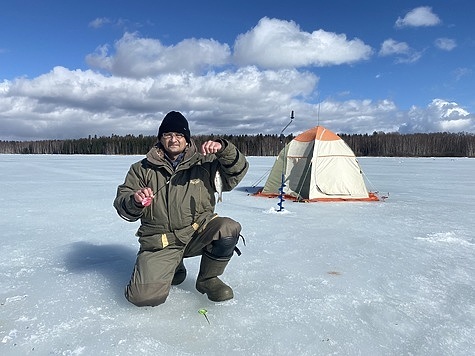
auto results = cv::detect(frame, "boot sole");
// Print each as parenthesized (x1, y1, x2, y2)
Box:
(196, 286, 233, 302)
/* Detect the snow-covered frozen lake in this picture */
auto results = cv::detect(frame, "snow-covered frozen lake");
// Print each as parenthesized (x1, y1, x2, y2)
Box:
(1, 154, 474, 355)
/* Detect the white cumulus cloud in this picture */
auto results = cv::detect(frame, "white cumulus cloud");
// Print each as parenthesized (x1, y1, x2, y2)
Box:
(233, 17, 372, 68)
(379, 39, 422, 63)
(401, 99, 473, 133)
(0, 65, 318, 140)
(434, 38, 457, 51)
(395, 6, 441, 28)
(86, 32, 231, 78)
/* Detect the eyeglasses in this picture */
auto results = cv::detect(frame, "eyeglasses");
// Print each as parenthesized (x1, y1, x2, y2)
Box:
(162, 132, 185, 139)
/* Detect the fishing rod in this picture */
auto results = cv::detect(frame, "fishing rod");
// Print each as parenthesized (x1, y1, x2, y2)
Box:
(280, 110, 294, 144)
(277, 111, 294, 212)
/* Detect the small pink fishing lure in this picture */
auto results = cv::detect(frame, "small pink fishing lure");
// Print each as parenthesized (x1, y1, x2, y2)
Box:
(141, 196, 153, 207)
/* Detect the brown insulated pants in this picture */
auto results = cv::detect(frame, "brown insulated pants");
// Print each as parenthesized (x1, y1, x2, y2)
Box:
(125, 217, 241, 307)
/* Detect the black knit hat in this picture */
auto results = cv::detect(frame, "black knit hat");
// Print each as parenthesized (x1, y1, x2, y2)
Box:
(158, 111, 191, 143)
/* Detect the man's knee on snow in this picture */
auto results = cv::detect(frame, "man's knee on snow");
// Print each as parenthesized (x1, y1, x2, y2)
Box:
(125, 282, 170, 307)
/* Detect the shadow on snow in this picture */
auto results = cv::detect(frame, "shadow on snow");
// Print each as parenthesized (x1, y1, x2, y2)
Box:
(64, 241, 136, 303)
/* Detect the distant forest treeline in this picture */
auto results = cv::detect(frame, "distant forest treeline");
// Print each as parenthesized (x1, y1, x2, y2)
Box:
(1, 132, 474, 157)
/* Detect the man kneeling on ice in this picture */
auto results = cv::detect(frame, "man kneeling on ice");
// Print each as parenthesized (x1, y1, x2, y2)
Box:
(114, 111, 249, 307)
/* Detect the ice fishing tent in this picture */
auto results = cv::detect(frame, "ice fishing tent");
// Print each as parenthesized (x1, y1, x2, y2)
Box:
(255, 126, 379, 202)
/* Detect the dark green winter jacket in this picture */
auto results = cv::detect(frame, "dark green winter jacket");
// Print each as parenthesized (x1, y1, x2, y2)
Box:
(113, 139, 248, 250)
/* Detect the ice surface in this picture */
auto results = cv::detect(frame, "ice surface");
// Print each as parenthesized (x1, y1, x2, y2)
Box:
(1, 155, 474, 355)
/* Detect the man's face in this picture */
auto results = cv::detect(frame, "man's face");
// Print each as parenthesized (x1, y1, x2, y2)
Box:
(160, 132, 187, 158)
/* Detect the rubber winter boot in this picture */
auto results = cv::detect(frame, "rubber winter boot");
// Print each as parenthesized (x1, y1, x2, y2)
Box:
(171, 260, 187, 286)
(196, 253, 233, 302)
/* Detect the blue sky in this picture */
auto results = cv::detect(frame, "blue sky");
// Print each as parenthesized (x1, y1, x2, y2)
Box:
(1, 0, 474, 140)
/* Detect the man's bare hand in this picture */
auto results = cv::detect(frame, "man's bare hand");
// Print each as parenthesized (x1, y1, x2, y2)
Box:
(201, 140, 222, 155)
(134, 187, 154, 206)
